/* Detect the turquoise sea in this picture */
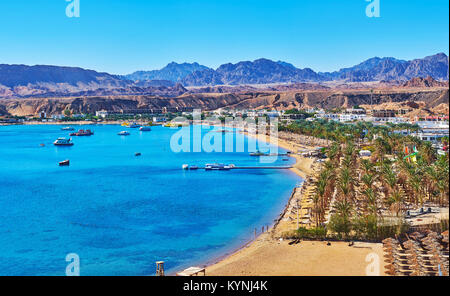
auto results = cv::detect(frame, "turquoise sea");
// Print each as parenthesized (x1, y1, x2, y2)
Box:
(0, 124, 300, 276)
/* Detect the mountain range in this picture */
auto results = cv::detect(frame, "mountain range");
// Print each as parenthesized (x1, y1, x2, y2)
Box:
(124, 62, 209, 82)
(123, 53, 449, 86)
(0, 53, 448, 98)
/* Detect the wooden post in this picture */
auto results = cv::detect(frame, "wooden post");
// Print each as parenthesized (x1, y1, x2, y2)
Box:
(156, 261, 165, 276)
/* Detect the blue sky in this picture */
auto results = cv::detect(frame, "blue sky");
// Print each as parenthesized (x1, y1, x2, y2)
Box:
(0, 0, 448, 74)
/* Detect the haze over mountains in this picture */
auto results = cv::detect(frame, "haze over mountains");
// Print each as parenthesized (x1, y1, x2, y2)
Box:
(0, 53, 448, 98)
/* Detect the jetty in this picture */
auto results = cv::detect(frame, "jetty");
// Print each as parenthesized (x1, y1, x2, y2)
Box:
(231, 166, 293, 170)
(182, 165, 293, 170)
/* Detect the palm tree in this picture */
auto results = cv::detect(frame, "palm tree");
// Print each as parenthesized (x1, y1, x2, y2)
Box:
(419, 141, 436, 165)
(387, 190, 404, 217)
(381, 164, 398, 194)
(338, 167, 354, 202)
(361, 173, 376, 190)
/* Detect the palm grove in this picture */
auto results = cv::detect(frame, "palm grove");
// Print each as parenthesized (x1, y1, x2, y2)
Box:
(279, 119, 449, 241)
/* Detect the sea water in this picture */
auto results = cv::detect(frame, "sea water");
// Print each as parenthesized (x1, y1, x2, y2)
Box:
(0, 124, 300, 276)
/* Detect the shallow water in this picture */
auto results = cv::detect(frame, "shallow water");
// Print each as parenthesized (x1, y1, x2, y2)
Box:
(0, 124, 300, 275)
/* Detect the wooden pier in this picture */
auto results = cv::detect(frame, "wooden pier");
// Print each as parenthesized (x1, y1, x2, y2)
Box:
(184, 166, 293, 170)
(231, 166, 293, 170)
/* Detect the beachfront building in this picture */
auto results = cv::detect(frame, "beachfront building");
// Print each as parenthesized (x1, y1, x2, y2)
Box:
(392, 120, 449, 142)
(374, 117, 407, 124)
(96, 110, 109, 118)
(414, 115, 450, 122)
(153, 116, 167, 123)
(339, 114, 367, 122)
(266, 110, 281, 118)
(346, 108, 366, 115)
(281, 113, 309, 121)
(317, 113, 339, 121)
(413, 120, 449, 143)
(414, 132, 449, 143)
(52, 114, 65, 120)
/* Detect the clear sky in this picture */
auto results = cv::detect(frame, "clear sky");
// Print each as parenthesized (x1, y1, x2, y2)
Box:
(0, 0, 448, 74)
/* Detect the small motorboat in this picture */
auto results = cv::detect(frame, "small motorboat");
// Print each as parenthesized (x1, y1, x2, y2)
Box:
(182, 164, 189, 170)
(250, 150, 269, 156)
(128, 123, 141, 128)
(53, 138, 74, 146)
(118, 131, 130, 136)
(139, 126, 151, 132)
(205, 163, 231, 171)
(59, 160, 70, 166)
(135, 153, 142, 157)
(70, 129, 94, 136)
(40, 143, 45, 147)
(61, 127, 75, 131)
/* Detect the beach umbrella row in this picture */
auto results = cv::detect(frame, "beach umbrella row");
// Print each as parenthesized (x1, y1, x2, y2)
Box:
(383, 232, 450, 276)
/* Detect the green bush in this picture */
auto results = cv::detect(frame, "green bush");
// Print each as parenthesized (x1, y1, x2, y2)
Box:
(352, 215, 379, 240)
(328, 214, 352, 239)
(281, 227, 327, 240)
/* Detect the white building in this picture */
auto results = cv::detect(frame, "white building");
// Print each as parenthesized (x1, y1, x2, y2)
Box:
(96, 110, 109, 118)
(372, 117, 406, 124)
(52, 114, 65, 120)
(153, 116, 167, 123)
(339, 114, 367, 122)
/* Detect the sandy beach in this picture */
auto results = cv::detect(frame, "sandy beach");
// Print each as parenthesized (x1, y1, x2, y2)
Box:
(202, 130, 386, 276)
(206, 238, 384, 276)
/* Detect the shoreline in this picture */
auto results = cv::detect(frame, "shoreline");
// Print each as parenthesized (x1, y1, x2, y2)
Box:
(170, 129, 309, 276)
(201, 131, 385, 276)
(195, 132, 312, 275)
(171, 130, 319, 276)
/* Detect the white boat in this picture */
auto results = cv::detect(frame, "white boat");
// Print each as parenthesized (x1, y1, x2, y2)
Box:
(118, 131, 130, 136)
(53, 138, 74, 146)
(205, 163, 231, 171)
(128, 123, 140, 128)
(182, 164, 189, 170)
(140, 126, 151, 131)
(61, 127, 75, 131)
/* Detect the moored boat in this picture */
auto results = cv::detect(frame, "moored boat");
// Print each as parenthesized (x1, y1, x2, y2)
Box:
(118, 131, 130, 136)
(53, 138, 74, 146)
(250, 150, 269, 156)
(61, 127, 75, 131)
(128, 123, 140, 128)
(205, 163, 231, 171)
(69, 129, 94, 136)
(139, 126, 151, 131)
(59, 160, 70, 166)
